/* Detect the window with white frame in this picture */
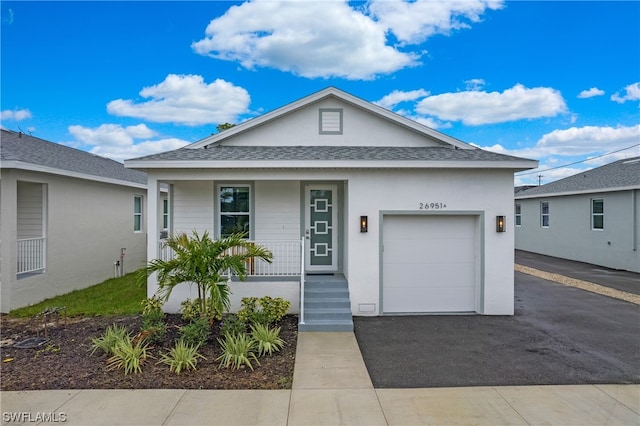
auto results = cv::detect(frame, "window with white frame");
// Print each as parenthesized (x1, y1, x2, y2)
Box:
(591, 198, 604, 230)
(515, 203, 522, 226)
(162, 198, 169, 230)
(219, 185, 250, 237)
(134, 195, 143, 232)
(540, 201, 549, 228)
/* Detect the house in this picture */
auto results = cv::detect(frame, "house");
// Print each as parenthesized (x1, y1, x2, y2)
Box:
(125, 87, 538, 331)
(515, 156, 640, 273)
(0, 129, 155, 312)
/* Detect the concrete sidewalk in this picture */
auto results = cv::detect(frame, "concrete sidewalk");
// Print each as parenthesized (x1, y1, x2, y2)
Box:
(2, 332, 639, 425)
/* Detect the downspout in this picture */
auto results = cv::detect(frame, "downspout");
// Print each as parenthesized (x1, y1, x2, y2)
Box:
(633, 190, 637, 252)
(299, 236, 305, 325)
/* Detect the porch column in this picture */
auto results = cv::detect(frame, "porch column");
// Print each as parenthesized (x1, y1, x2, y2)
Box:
(146, 175, 160, 299)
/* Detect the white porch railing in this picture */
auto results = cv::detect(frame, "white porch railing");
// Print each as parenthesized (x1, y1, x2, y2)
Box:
(17, 237, 46, 274)
(158, 239, 303, 277)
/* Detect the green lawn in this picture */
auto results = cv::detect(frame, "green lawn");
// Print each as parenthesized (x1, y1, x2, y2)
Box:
(8, 270, 146, 318)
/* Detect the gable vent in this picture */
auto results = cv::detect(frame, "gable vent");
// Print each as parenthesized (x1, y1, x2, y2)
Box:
(319, 108, 343, 135)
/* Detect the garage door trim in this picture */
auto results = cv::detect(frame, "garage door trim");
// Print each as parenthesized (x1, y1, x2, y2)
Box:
(379, 210, 485, 315)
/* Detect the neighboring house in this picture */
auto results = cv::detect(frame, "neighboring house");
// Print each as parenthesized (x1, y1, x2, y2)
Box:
(0, 129, 152, 312)
(125, 87, 537, 331)
(515, 157, 640, 273)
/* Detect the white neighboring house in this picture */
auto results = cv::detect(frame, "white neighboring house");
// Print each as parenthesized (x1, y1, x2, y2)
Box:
(125, 87, 537, 331)
(515, 156, 640, 273)
(0, 129, 158, 312)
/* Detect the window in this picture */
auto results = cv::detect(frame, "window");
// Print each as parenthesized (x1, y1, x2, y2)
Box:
(162, 198, 169, 230)
(515, 203, 522, 226)
(540, 201, 549, 228)
(134, 195, 143, 232)
(592, 198, 604, 230)
(219, 185, 250, 237)
(319, 108, 343, 134)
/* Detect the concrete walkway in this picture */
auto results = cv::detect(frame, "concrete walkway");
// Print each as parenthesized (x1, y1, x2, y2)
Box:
(2, 331, 639, 425)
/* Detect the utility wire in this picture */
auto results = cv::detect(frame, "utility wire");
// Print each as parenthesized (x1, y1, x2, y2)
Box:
(515, 144, 640, 176)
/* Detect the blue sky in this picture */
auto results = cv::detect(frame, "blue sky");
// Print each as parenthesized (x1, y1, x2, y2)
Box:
(1, 1, 639, 185)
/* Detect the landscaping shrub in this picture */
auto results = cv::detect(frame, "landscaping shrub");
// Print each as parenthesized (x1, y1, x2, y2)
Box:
(157, 340, 206, 374)
(217, 332, 259, 370)
(237, 296, 290, 326)
(89, 324, 129, 355)
(179, 317, 211, 348)
(251, 323, 285, 356)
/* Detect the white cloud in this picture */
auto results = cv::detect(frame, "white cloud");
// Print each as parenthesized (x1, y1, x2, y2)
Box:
(107, 75, 250, 126)
(480, 124, 640, 161)
(67, 123, 189, 162)
(464, 79, 486, 91)
(368, 0, 503, 44)
(374, 89, 430, 109)
(611, 82, 640, 103)
(192, 0, 500, 80)
(1, 108, 32, 121)
(577, 87, 604, 99)
(415, 84, 567, 125)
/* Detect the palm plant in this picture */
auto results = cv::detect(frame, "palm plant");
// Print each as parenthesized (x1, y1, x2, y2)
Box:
(139, 231, 272, 322)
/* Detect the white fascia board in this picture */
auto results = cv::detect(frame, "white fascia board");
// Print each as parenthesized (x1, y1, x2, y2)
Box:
(515, 185, 640, 199)
(2, 160, 147, 189)
(125, 159, 538, 170)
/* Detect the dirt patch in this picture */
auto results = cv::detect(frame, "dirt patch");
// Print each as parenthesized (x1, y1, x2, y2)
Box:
(0, 314, 297, 391)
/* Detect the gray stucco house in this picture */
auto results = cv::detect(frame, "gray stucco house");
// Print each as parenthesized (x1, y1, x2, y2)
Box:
(0, 129, 153, 312)
(515, 156, 640, 273)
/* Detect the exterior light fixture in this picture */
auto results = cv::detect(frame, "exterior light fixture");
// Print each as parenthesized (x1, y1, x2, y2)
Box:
(360, 216, 368, 233)
(496, 216, 506, 233)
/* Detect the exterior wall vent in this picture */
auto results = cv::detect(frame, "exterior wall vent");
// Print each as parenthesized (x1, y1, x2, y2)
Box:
(319, 108, 343, 135)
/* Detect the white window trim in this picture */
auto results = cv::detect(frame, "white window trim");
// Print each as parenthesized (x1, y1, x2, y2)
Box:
(540, 201, 550, 228)
(216, 183, 253, 238)
(591, 198, 604, 231)
(162, 198, 169, 231)
(134, 195, 143, 233)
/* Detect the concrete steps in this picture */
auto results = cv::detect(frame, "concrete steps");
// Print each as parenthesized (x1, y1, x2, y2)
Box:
(298, 276, 353, 332)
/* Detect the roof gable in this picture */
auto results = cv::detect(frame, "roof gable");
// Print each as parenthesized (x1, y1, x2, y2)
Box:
(188, 87, 472, 150)
(516, 156, 640, 198)
(1, 129, 147, 186)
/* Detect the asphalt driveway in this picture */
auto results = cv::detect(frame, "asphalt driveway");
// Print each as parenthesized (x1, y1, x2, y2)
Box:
(354, 263, 640, 388)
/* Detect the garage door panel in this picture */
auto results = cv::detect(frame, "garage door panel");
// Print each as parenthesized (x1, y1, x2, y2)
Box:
(382, 215, 478, 314)
(384, 287, 476, 313)
(383, 262, 475, 289)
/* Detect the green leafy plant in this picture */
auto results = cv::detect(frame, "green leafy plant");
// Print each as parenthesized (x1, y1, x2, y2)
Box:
(179, 317, 211, 348)
(106, 335, 152, 375)
(141, 296, 164, 315)
(220, 314, 248, 336)
(157, 340, 206, 374)
(251, 323, 285, 356)
(180, 298, 202, 323)
(237, 296, 290, 326)
(141, 300, 166, 345)
(216, 332, 259, 370)
(139, 231, 273, 323)
(90, 324, 130, 355)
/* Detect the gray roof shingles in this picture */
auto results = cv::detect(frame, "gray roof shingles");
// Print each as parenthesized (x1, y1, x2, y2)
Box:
(1, 129, 147, 185)
(516, 156, 640, 197)
(128, 145, 531, 163)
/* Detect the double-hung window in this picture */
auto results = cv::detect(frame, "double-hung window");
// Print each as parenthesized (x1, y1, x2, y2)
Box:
(540, 201, 550, 228)
(162, 198, 169, 230)
(515, 203, 522, 226)
(219, 185, 251, 237)
(134, 195, 143, 232)
(591, 198, 604, 230)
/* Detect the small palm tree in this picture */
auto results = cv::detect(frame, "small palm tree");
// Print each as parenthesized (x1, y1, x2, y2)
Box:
(140, 231, 272, 322)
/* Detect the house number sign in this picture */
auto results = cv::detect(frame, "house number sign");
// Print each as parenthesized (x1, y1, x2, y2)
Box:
(419, 202, 447, 210)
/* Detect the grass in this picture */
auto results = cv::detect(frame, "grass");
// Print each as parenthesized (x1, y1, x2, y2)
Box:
(8, 270, 146, 318)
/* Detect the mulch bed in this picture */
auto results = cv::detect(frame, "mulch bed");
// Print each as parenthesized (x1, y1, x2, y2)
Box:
(0, 314, 297, 391)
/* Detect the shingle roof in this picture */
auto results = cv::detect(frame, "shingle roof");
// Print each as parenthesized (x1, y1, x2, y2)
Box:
(128, 145, 531, 164)
(1, 129, 147, 185)
(515, 156, 640, 197)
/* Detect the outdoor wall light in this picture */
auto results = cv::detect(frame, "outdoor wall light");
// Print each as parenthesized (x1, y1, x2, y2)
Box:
(360, 216, 368, 233)
(496, 215, 506, 233)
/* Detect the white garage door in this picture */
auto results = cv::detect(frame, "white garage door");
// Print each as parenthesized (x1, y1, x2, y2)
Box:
(382, 215, 477, 313)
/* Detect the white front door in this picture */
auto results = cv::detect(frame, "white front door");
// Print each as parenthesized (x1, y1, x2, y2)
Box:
(305, 185, 338, 272)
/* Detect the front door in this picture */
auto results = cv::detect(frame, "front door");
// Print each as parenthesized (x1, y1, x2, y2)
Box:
(305, 185, 338, 272)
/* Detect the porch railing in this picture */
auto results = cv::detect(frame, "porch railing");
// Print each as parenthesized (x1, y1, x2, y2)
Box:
(158, 239, 303, 277)
(17, 237, 46, 274)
